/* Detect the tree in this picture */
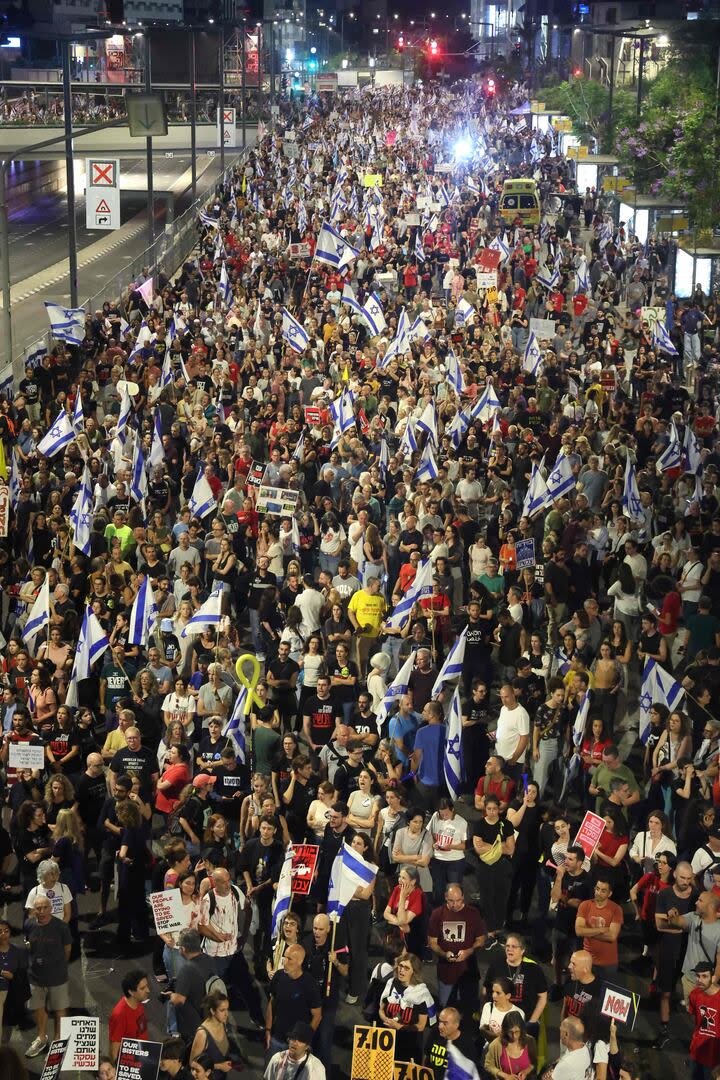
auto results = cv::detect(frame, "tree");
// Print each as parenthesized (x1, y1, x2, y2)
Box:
(541, 78, 635, 148)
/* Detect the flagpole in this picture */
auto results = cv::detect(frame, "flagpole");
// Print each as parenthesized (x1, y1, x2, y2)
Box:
(326, 913, 338, 998)
(272, 894, 294, 973)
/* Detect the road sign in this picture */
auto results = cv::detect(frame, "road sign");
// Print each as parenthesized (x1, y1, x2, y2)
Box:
(127, 93, 168, 138)
(217, 106, 237, 148)
(86, 158, 120, 231)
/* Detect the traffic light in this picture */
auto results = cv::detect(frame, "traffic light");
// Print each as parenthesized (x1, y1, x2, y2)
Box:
(487, 77, 495, 95)
(429, 38, 439, 57)
(397, 34, 404, 50)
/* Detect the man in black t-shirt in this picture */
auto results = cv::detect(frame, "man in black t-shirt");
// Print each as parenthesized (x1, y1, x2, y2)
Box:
(561, 949, 602, 1042)
(238, 816, 285, 974)
(549, 846, 592, 993)
(303, 913, 349, 1062)
(347, 693, 379, 759)
(332, 741, 366, 800)
(109, 728, 159, 799)
(265, 944, 322, 1055)
(424, 1007, 476, 1080)
(73, 753, 108, 862)
(544, 547, 571, 644)
(654, 861, 699, 1046)
(210, 748, 249, 822)
(303, 676, 343, 751)
(266, 642, 299, 729)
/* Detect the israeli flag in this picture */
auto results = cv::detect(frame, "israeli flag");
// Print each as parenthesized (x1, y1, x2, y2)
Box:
(466, 176, 482, 195)
(70, 465, 94, 556)
(362, 292, 387, 336)
(409, 317, 430, 344)
(572, 690, 591, 748)
(523, 332, 544, 376)
(545, 454, 575, 501)
(447, 409, 470, 449)
(44, 302, 86, 345)
(622, 456, 643, 520)
(471, 381, 502, 422)
(446, 1042, 480, 1080)
(639, 659, 685, 744)
(443, 687, 464, 800)
(385, 557, 435, 633)
(331, 388, 355, 433)
(415, 440, 438, 481)
(416, 400, 438, 445)
(8, 449, 20, 512)
(455, 297, 474, 327)
(489, 235, 510, 262)
(188, 468, 216, 519)
(130, 442, 148, 505)
(116, 385, 133, 444)
(653, 320, 679, 356)
(37, 410, 75, 459)
(22, 573, 51, 647)
(149, 410, 164, 468)
(656, 421, 682, 473)
(271, 848, 294, 939)
(432, 627, 467, 700)
(446, 349, 465, 394)
(129, 575, 158, 647)
(218, 261, 233, 306)
(292, 431, 305, 463)
(71, 389, 84, 435)
(400, 419, 418, 457)
(522, 462, 549, 518)
(341, 283, 364, 317)
(65, 605, 110, 709)
(415, 229, 426, 264)
(198, 209, 219, 229)
(328, 841, 377, 918)
(282, 308, 310, 354)
(536, 266, 560, 290)
(314, 222, 359, 270)
(574, 258, 589, 295)
(378, 434, 389, 477)
(375, 652, 417, 729)
(223, 687, 247, 763)
(180, 587, 223, 637)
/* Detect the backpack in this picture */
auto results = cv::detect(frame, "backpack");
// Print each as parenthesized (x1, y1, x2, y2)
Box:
(205, 884, 252, 946)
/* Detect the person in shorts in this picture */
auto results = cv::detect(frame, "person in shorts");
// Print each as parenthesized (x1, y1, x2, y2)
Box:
(24, 895, 72, 1058)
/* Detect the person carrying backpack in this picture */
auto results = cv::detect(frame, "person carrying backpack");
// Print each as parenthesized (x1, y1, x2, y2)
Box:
(166, 928, 220, 1045)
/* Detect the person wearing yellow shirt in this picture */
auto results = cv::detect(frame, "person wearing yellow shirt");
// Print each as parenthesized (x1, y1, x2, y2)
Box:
(347, 576, 387, 679)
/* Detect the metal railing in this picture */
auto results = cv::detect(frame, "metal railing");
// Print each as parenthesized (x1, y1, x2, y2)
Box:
(8, 150, 246, 376)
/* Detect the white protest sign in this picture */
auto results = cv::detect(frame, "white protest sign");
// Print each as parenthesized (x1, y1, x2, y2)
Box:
(477, 270, 497, 290)
(59, 1016, 100, 1071)
(9, 742, 45, 770)
(256, 486, 300, 516)
(149, 889, 185, 935)
(529, 317, 556, 341)
(600, 983, 639, 1028)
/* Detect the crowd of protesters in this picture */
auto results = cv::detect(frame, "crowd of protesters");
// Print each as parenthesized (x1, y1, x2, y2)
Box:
(0, 75, 719, 1080)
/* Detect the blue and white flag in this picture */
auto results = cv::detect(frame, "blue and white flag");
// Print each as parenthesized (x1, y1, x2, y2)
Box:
(292, 431, 305, 463)
(180, 587, 223, 637)
(282, 308, 310, 354)
(455, 297, 474, 327)
(314, 222, 359, 270)
(188, 469, 217, 519)
(656, 421, 682, 474)
(522, 462, 549, 518)
(400, 419, 418, 457)
(523, 332, 543, 376)
(684, 424, 703, 476)
(535, 266, 560, 291)
(149, 410, 164, 468)
(223, 686, 247, 763)
(471, 381, 502, 422)
(415, 229, 426, 264)
(198, 208, 219, 228)
(572, 689, 591, 748)
(378, 434, 389, 478)
(328, 841, 377, 918)
(116, 385, 133, 444)
(71, 389, 84, 435)
(70, 465, 93, 556)
(639, 659, 684, 744)
(218, 261, 233, 306)
(432, 627, 467, 699)
(622, 456, 643, 520)
(375, 652, 416, 729)
(384, 558, 435, 632)
(8, 449, 20, 513)
(443, 687, 464, 800)
(37, 410, 75, 459)
(44, 302, 86, 345)
(415, 440, 438, 481)
(409, 317, 430, 344)
(447, 1041, 480, 1080)
(341, 282, 364, 316)
(446, 350, 465, 395)
(291, 516, 301, 556)
(653, 320, 678, 356)
(65, 605, 110, 709)
(545, 454, 575, 501)
(270, 847, 293, 939)
(128, 575, 158, 647)
(22, 573, 51, 647)
(447, 409, 470, 450)
(574, 258, 589, 295)
(160, 351, 174, 390)
(489, 235, 510, 262)
(130, 442, 148, 505)
(331, 388, 355, 434)
(362, 292, 387, 336)
(416, 401, 438, 446)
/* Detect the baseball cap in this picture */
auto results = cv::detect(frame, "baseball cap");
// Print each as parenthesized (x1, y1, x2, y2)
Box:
(693, 961, 714, 974)
(193, 774, 217, 788)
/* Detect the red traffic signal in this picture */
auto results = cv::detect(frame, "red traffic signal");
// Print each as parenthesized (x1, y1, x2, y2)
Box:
(487, 77, 496, 95)
(429, 38, 439, 56)
(397, 34, 404, 49)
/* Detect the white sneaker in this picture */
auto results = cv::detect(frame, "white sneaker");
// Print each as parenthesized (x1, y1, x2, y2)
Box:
(26, 1037, 48, 1058)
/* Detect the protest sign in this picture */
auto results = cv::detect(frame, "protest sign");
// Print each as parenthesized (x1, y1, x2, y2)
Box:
(515, 538, 536, 570)
(246, 461, 266, 489)
(290, 844, 319, 895)
(573, 811, 606, 860)
(40, 1041, 68, 1080)
(477, 270, 497, 290)
(257, 486, 300, 516)
(351, 1025, 396, 1080)
(9, 742, 45, 771)
(600, 983, 640, 1028)
(115, 1039, 163, 1080)
(529, 317, 556, 341)
(394, 1065, 434, 1080)
(149, 889, 184, 935)
(59, 1016, 100, 1070)
(304, 406, 323, 426)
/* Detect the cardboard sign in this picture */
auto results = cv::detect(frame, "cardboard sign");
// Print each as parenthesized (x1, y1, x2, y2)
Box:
(478, 248, 502, 272)
(40, 1041, 68, 1080)
(394, 1065, 434, 1080)
(515, 538, 536, 570)
(529, 317, 556, 341)
(351, 1025, 396, 1080)
(362, 174, 384, 188)
(304, 405, 323, 426)
(477, 270, 498, 290)
(599, 369, 617, 389)
(59, 1016, 100, 1071)
(290, 843, 320, 895)
(246, 461, 266, 489)
(600, 982, 640, 1028)
(149, 889, 184, 935)
(486, 288, 499, 304)
(9, 742, 45, 771)
(256, 486, 300, 516)
(640, 306, 664, 329)
(289, 242, 312, 258)
(573, 810, 606, 860)
(116, 1039, 163, 1080)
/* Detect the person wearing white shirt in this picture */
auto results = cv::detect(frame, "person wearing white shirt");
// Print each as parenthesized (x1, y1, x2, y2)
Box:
(679, 547, 705, 618)
(623, 538, 647, 584)
(552, 1017, 591, 1079)
(495, 684, 530, 782)
(294, 580, 324, 639)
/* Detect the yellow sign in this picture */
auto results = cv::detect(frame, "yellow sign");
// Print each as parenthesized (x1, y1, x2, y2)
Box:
(362, 174, 383, 188)
(351, 1026, 396, 1080)
(530, 100, 545, 112)
(552, 117, 572, 132)
(486, 287, 499, 304)
(656, 215, 689, 233)
(393, 1065, 434, 1080)
(568, 146, 589, 160)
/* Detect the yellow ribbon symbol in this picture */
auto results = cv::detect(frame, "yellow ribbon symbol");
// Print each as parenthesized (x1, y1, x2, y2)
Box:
(235, 653, 263, 714)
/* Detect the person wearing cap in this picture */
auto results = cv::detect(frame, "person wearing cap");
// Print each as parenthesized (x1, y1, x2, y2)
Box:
(666, 888, 720, 1005)
(263, 1020, 326, 1080)
(688, 960, 720, 1079)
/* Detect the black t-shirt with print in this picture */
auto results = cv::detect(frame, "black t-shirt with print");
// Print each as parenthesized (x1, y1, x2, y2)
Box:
(305, 694, 343, 747)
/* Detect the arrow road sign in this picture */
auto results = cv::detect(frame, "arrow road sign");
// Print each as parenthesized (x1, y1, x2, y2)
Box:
(127, 93, 168, 138)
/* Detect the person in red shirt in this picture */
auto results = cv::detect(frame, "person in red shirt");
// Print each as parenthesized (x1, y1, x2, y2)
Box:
(474, 755, 515, 815)
(155, 745, 192, 815)
(688, 961, 720, 1077)
(109, 969, 150, 1060)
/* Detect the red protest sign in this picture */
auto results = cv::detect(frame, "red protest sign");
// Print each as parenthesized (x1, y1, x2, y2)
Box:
(291, 843, 319, 895)
(478, 248, 502, 272)
(573, 811, 606, 860)
(304, 405, 322, 426)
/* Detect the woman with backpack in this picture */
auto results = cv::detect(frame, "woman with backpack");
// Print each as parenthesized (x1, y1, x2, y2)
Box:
(171, 775, 216, 857)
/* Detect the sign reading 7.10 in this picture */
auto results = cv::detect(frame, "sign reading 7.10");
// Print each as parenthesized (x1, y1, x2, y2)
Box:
(351, 1026, 396, 1080)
